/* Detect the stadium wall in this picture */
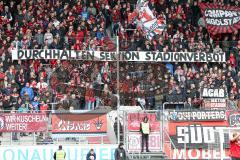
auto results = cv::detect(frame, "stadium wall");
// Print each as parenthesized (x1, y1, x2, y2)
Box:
(0, 144, 117, 160)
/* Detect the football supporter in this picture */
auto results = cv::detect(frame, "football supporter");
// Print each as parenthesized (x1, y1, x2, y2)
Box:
(86, 149, 96, 160)
(230, 132, 240, 160)
(114, 143, 127, 160)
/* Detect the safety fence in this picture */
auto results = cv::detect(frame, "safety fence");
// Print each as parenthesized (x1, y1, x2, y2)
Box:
(1, 106, 240, 160)
(123, 108, 240, 160)
(0, 110, 119, 146)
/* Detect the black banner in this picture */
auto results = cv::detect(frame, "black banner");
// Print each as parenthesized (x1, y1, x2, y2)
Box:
(171, 125, 229, 149)
(168, 110, 226, 121)
(200, 3, 240, 34)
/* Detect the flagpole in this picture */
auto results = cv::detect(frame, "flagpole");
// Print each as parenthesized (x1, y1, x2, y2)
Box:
(116, 36, 120, 145)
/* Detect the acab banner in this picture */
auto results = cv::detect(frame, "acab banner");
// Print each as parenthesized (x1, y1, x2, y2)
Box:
(12, 49, 226, 62)
(51, 113, 107, 133)
(199, 3, 240, 34)
(0, 113, 48, 132)
(201, 88, 227, 109)
(201, 88, 227, 98)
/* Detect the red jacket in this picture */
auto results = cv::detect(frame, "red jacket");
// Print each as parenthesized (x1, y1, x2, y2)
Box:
(229, 55, 237, 68)
(230, 141, 240, 158)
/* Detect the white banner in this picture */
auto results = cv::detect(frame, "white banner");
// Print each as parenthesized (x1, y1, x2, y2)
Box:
(0, 144, 117, 160)
(11, 50, 226, 62)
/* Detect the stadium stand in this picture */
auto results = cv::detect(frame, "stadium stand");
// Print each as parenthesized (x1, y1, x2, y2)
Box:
(0, 0, 240, 159)
(0, 0, 239, 112)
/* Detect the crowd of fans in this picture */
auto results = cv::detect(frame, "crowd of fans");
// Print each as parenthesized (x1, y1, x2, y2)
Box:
(0, 0, 240, 113)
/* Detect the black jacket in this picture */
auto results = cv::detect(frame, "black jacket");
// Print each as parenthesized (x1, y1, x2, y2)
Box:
(114, 148, 126, 160)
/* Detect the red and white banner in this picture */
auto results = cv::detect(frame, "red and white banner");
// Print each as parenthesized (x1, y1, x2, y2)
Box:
(0, 113, 48, 132)
(128, 132, 161, 152)
(128, 0, 165, 39)
(199, 3, 240, 35)
(127, 113, 160, 131)
(51, 114, 107, 133)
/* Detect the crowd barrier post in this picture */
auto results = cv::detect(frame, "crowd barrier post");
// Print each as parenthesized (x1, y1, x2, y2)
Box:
(101, 136, 104, 144)
(184, 142, 187, 160)
(160, 108, 163, 152)
(33, 132, 36, 145)
(10, 132, 13, 145)
(123, 111, 128, 149)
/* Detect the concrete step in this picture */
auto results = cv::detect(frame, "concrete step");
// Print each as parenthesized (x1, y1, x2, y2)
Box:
(128, 152, 168, 160)
(0, 133, 36, 145)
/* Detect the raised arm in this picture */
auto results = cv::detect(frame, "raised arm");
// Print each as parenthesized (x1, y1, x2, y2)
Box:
(231, 133, 240, 142)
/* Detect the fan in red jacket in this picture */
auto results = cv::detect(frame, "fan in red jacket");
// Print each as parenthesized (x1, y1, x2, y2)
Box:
(230, 132, 240, 160)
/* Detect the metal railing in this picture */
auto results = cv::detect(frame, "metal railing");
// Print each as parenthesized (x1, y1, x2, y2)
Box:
(0, 110, 116, 146)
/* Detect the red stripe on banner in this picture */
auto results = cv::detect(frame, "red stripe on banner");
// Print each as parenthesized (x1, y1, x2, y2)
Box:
(216, 26, 221, 34)
(227, 26, 232, 33)
(155, 29, 162, 34)
(208, 26, 216, 35)
(234, 23, 240, 30)
(221, 26, 226, 34)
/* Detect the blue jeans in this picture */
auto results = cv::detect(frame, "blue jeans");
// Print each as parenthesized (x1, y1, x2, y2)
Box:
(95, 97, 100, 109)
(85, 101, 94, 110)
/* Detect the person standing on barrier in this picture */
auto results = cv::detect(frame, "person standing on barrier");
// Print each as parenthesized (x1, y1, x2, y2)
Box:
(140, 116, 150, 152)
(230, 132, 240, 160)
(114, 143, 126, 160)
(53, 145, 66, 160)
